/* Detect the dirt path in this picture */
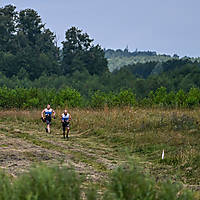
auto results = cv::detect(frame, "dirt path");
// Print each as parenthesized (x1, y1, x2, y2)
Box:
(0, 118, 200, 192)
(0, 121, 123, 184)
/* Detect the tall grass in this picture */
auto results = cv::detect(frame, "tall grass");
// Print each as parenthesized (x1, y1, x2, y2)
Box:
(0, 108, 200, 185)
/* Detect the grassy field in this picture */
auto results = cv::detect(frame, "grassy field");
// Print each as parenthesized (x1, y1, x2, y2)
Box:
(0, 108, 200, 198)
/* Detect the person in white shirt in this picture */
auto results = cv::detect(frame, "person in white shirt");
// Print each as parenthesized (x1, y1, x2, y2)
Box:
(61, 109, 71, 139)
(41, 104, 55, 133)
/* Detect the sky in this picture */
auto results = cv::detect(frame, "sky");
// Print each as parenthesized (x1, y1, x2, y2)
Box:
(1, 0, 200, 57)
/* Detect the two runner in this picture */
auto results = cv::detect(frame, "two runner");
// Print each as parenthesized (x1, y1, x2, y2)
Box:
(41, 105, 71, 138)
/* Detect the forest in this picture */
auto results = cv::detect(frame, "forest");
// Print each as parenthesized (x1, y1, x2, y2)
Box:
(1, 4, 200, 107)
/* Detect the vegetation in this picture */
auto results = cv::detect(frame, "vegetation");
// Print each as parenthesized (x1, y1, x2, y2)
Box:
(2, 57, 200, 99)
(0, 108, 200, 199)
(104, 162, 196, 200)
(105, 48, 200, 72)
(1, 5, 200, 100)
(62, 27, 107, 76)
(105, 48, 174, 72)
(1, 4, 200, 199)
(0, 162, 197, 200)
(0, 5, 107, 81)
(1, 86, 200, 109)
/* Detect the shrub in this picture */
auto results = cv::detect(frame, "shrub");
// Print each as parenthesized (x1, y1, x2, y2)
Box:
(175, 89, 187, 107)
(186, 87, 200, 108)
(166, 91, 176, 106)
(0, 164, 197, 200)
(1, 86, 200, 109)
(57, 87, 83, 107)
(85, 187, 98, 200)
(25, 98, 40, 108)
(158, 180, 195, 200)
(103, 163, 156, 200)
(91, 91, 106, 108)
(117, 90, 136, 107)
(154, 86, 168, 106)
(14, 165, 81, 200)
(103, 161, 196, 200)
(0, 170, 12, 200)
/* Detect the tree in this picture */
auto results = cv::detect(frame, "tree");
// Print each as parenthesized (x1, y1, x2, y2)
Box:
(15, 8, 61, 79)
(62, 27, 108, 75)
(0, 5, 17, 53)
(17, 9, 44, 46)
(84, 45, 108, 75)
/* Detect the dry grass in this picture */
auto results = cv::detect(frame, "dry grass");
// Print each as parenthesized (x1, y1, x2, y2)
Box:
(0, 107, 200, 189)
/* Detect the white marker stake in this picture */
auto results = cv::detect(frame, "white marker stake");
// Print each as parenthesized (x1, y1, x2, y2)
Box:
(162, 150, 165, 160)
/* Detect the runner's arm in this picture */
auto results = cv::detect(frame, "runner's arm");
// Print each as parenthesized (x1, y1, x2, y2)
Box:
(52, 109, 56, 118)
(41, 109, 45, 118)
(61, 115, 64, 123)
(68, 114, 72, 122)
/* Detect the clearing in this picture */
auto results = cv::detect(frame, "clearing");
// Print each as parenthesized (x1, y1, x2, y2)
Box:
(0, 108, 200, 191)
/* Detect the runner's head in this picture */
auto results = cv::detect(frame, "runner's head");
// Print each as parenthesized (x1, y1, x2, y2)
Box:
(47, 104, 51, 109)
(64, 109, 68, 114)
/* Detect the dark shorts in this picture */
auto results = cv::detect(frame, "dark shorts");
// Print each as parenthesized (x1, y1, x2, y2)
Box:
(62, 122, 70, 131)
(45, 117, 51, 125)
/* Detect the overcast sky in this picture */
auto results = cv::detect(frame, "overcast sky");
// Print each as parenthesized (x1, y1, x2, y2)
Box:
(1, 0, 200, 57)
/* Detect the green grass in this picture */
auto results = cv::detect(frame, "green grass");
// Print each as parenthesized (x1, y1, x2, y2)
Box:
(0, 108, 200, 198)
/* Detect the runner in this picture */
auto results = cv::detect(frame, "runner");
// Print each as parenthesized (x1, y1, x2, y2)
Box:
(61, 109, 71, 139)
(41, 104, 56, 133)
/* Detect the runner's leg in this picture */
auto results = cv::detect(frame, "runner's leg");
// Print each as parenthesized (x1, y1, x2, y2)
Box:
(62, 123, 66, 138)
(47, 124, 50, 133)
(66, 126, 70, 139)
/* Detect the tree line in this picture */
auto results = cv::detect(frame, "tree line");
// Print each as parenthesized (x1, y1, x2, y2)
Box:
(1, 58, 200, 99)
(1, 86, 200, 109)
(1, 5, 200, 101)
(0, 5, 107, 80)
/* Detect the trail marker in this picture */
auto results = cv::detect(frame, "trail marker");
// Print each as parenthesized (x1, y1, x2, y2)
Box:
(162, 149, 164, 160)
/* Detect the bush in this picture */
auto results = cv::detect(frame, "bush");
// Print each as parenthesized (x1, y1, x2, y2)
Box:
(154, 86, 168, 106)
(1, 86, 200, 109)
(117, 90, 136, 107)
(103, 163, 156, 200)
(103, 161, 196, 200)
(0, 170, 12, 200)
(91, 90, 136, 108)
(91, 91, 106, 108)
(0, 164, 197, 200)
(175, 89, 187, 107)
(57, 87, 83, 107)
(14, 165, 81, 200)
(186, 87, 200, 108)
(158, 180, 195, 200)
(0, 87, 83, 109)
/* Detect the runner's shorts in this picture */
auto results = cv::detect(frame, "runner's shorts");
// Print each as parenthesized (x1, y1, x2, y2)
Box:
(45, 116, 51, 125)
(62, 121, 70, 131)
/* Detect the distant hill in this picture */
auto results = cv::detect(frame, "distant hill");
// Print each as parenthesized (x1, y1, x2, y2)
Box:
(105, 48, 158, 58)
(104, 48, 200, 72)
